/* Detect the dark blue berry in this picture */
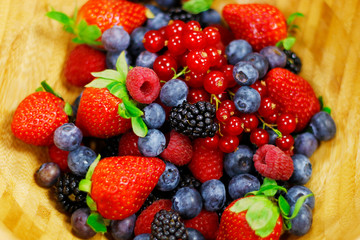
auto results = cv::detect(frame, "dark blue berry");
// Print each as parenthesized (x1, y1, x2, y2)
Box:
(200, 179, 226, 212)
(134, 234, 151, 240)
(157, 162, 180, 191)
(155, 0, 177, 8)
(289, 154, 312, 185)
(224, 145, 254, 177)
(187, 228, 205, 240)
(145, 4, 163, 15)
(101, 26, 130, 52)
(67, 146, 97, 176)
(199, 9, 221, 26)
(72, 91, 83, 119)
(309, 111, 336, 141)
(142, 103, 166, 129)
(110, 214, 136, 240)
(146, 13, 170, 30)
(285, 185, 315, 209)
(172, 187, 203, 219)
(35, 162, 61, 188)
(289, 204, 313, 236)
(160, 79, 189, 107)
(129, 27, 149, 57)
(106, 50, 132, 70)
(225, 39, 253, 65)
(54, 123, 83, 151)
(138, 129, 166, 157)
(228, 173, 260, 199)
(233, 61, 259, 86)
(260, 46, 286, 69)
(71, 208, 96, 239)
(267, 129, 278, 145)
(243, 52, 269, 79)
(294, 132, 319, 158)
(234, 86, 261, 113)
(136, 51, 158, 69)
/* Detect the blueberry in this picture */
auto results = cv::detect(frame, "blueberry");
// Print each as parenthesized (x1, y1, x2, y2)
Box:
(136, 51, 158, 69)
(187, 228, 205, 240)
(106, 50, 132, 70)
(129, 27, 149, 57)
(110, 214, 136, 240)
(289, 154, 312, 185)
(157, 162, 180, 191)
(155, 0, 177, 8)
(142, 103, 166, 129)
(102, 26, 130, 52)
(225, 40, 253, 65)
(267, 129, 278, 145)
(146, 13, 170, 30)
(134, 234, 151, 240)
(35, 162, 61, 188)
(138, 129, 166, 157)
(68, 146, 97, 176)
(285, 185, 315, 209)
(309, 111, 336, 141)
(160, 79, 189, 107)
(233, 61, 259, 86)
(259, 46, 286, 69)
(228, 173, 260, 199)
(289, 204, 313, 236)
(243, 52, 269, 79)
(294, 132, 319, 158)
(200, 179, 226, 212)
(72, 91, 83, 119)
(200, 9, 221, 26)
(145, 4, 163, 15)
(224, 145, 254, 177)
(234, 86, 261, 113)
(54, 123, 83, 151)
(172, 187, 203, 219)
(71, 208, 96, 239)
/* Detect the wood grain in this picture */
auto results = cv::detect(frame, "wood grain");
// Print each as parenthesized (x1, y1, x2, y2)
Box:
(1, 0, 360, 239)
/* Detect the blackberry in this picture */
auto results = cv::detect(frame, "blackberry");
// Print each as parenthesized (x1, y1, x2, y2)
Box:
(284, 50, 302, 74)
(177, 167, 201, 191)
(151, 210, 188, 240)
(167, 7, 200, 23)
(169, 101, 218, 138)
(100, 135, 121, 158)
(54, 173, 87, 213)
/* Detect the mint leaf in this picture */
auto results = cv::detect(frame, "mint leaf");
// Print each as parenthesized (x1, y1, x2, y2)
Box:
(182, 0, 213, 14)
(86, 195, 97, 211)
(116, 51, 129, 81)
(283, 37, 296, 50)
(46, 11, 72, 26)
(131, 116, 148, 137)
(287, 12, 304, 26)
(118, 102, 132, 119)
(64, 102, 73, 116)
(79, 179, 92, 193)
(87, 213, 107, 233)
(91, 69, 123, 82)
(278, 195, 290, 216)
(85, 78, 114, 88)
(123, 98, 143, 118)
(86, 154, 101, 180)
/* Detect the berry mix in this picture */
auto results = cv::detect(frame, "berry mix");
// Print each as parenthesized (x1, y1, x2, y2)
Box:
(11, 0, 337, 239)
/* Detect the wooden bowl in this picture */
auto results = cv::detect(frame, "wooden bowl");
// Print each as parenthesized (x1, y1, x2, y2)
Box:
(1, 0, 359, 239)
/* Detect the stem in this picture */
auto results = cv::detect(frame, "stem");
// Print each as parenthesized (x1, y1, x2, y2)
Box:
(210, 94, 221, 110)
(257, 115, 283, 138)
(172, 67, 189, 79)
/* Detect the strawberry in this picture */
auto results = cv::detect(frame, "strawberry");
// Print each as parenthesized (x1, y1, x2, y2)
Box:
(184, 209, 219, 240)
(11, 85, 69, 146)
(75, 87, 131, 138)
(222, 4, 287, 51)
(89, 156, 165, 220)
(188, 139, 223, 183)
(264, 68, 320, 132)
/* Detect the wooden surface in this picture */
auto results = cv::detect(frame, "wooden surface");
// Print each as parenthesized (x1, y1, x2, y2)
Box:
(1, 0, 360, 239)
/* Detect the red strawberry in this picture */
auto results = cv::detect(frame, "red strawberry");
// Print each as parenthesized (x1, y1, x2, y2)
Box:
(90, 156, 165, 220)
(11, 91, 68, 146)
(48, 144, 70, 172)
(264, 68, 320, 131)
(223, 4, 287, 51)
(118, 130, 142, 157)
(78, 0, 147, 33)
(64, 45, 106, 87)
(188, 139, 223, 183)
(184, 209, 219, 240)
(134, 199, 172, 236)
(253, 144, 293, 181)
(160, 130, 193, 166)
(217, 197, 283, 240)
(75, 87, 131, 138)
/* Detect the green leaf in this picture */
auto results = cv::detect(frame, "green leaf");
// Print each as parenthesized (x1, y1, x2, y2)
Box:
(46, 11, 72, 25)
(131, 116, 148, 137)
(284, 193, 314, 220)
(116, 51, 129, 80)
(118, 102, 132, 119)
(246, 185, 287, 197)
(318, 96, 324, 109)
(64, 102, 73, 116)
(71, 37, 85, 44)
(86, 154, 101, 180)
(87, 213, 107, 233)
(86, 195, 97, 211)
(283, 37, 296, 50)
(323, 107, 331, 114)
(108, 83, 128, 99)
(182, 0, 213, 14)
(35, 86, 44, 92)
(123, 98, 143, 118)
(278, 195, 290, 216)
(261, 178, 278, 197)
(230, 197, 258, 213)
(40, 80, 63, 100)
(79, 25, 102, 45)
(287, 12, 304, 26)
(79, 179, 92, 193)
(85, 78, 114, 88)
(275, 40, 283, 48)
(283, 219, 292, 230)
(91, 69, 123, 82)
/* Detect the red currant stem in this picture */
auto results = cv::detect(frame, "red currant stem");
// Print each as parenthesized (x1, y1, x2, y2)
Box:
(218, 123, 223, 137)
(257, 115, 283, 138)
(171, 66, 189, 79)
(160, 80, 167, 84)
(227, 90, 235, 101)
(210, 94, 221, 110)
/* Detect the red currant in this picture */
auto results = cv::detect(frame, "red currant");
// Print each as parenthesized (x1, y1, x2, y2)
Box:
(203, 26, 221, 47)
(275, 135, 294, 151)
(241, 114, 259, 132)
(258, 97, 278, 118)
(203, 71, 227, 94)
(219, 65, 236, 88)
(250, 80, 267, 98)
(166, 20, 186, 39)
(185, 20, 201, 32)
(219, 135, 239, 153)
(143, 30, 165, 53)
(153, 55, 177, 81)
(220, 100, 236, 115)
(167, 35, 186, 56)
(250, 128, 269, 147)
(184, 71, 205, 88)
(216, 107, 231, 123)
(186, 50, 211, 74)
(277, 113, 297, 135)
(264, 113, 278, 124)
(184, 30, 206, 51)
(211, 54, 227, 69)
(187, 88, 210, 104)
(158, 26, 167, 39)
(223, 116, 243, 136)
(204, 47, 221, 67)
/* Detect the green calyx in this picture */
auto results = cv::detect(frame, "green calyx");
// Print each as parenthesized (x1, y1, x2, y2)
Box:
(318, 96, 332, 114)
(276, 12, 304, 50)
(46, 7, 102, 46)
(182, 0, 214, 14)
(86, 51, 148, 137)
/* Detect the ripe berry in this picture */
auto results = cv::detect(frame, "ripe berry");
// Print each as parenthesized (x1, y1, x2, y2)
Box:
(167, 35, 186, 56)
(219, 135, 239, 153)
(197, 135, 220, 150)
(187, 88, 210, 104)
(186, 50, 211, 74)
(166, 20, 186, 38)
(220, 100, 236, 116)
(184, 30, 206, 51)
(250, 80, 268, 98)
(203, 71, 226, 94)
(250, 128, 269, 147)
(223, 116, 243, 136)
(184, 71, 205, 88)
(216, 107, 231, 123)
(203, 26, 221, 47)
(220, 65, 237, 88)
(204, 47, 221, 67)
(258, 97, 278, 118)
(185, 20, 202, 32)
(265, 113, 278, 124)
(276, 135, 295, 151)
(153, 55, 178, 81)
(277, 113, 297, 135)
(143, 30, 165, 53)
(241, 114, 259, 132)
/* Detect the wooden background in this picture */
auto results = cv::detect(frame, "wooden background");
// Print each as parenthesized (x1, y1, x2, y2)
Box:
(1, 0, 360, 239)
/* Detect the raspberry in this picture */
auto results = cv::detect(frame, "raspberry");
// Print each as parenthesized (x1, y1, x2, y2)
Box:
(184, 209, 219, 240)
(48, 144, 69, 172)
(134, 199, 172, 236)
(188, 139, 224, 183)
(126, 67, 160, 104)
(160, 130, 193, 166)
(253, 144, 294, 180)
(64, 45, 106, 87)
(118, 131, 142, 157)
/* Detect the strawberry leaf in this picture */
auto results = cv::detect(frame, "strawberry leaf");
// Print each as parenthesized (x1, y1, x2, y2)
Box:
(91, 69, 123, 82)
(260, 178, 278, 197)
(287, 12, 304, 26)
(230, 197, 258, 213)
(278, 195, 290, 216)
(318, 96, 324, 109)
(85, 78, 114, 88)
(87, 213, 107, 233)
(108, 83, 128, 100)
(283, 37, 296, 50)
(283, 193, 314, 220)
(86, 195, 97, 211)
(64, 102, 73, 116)
(246, 185, 287, 197)
(79, 179, 92, 193)
(323, 107, 331, 114)
(182, 0, 213, 14)
(118, 102, 132, 119)
(131, 116, 148, 137)
(40, 80, 63, 100)
(46, 11, 73, 25)
(123, 98, 143, 118)
(35, 86, 44, 92)
(116, 51, 129, 80)
(86, 154, 101, 180)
